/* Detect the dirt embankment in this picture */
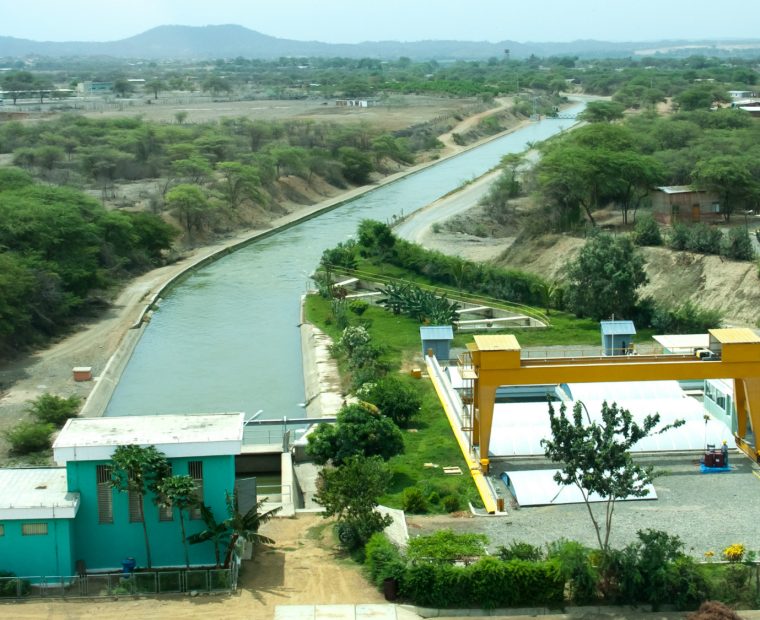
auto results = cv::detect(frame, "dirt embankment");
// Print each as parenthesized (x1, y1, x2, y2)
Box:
(496, 234, 759, 326)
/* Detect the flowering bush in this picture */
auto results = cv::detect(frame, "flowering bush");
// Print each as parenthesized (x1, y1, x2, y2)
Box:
(722, 543, 745, 562)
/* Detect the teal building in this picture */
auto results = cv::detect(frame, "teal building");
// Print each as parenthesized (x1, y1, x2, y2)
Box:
(0, 413, 244, 577)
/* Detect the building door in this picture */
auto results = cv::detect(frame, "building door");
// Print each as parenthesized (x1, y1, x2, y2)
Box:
(691, 204, 701, 222)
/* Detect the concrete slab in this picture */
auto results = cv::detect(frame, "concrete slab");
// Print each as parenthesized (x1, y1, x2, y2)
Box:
(276, 605, 316, 620)
(315, 604, 356, 620)
(356, 604, 399, 619)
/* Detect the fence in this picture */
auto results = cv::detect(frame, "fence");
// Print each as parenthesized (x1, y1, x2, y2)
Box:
(0, 564, 238, 600)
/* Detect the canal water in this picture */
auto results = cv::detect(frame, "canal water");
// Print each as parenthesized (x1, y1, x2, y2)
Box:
(105, 105, 584, 422)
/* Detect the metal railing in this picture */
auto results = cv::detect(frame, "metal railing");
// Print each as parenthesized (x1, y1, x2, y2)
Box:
(0, 565, 237, 599)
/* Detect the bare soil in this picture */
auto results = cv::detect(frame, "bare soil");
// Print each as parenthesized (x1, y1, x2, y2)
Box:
(6, 514, 383, 619)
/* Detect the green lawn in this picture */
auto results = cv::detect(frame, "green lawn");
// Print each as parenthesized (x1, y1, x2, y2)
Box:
(304, 293, 479, 512)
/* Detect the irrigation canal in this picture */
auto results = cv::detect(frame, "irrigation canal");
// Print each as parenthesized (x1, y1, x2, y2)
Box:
(104, 103, 585, 431)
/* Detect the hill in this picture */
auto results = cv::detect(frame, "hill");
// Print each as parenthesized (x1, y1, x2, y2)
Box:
(1, 24, 760, 60)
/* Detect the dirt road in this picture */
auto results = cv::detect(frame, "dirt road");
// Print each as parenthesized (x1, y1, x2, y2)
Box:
(6, 514, 384, 619)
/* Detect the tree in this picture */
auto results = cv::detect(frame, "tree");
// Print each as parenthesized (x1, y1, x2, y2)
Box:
(223, 491, 280, 567)
(2, 71, 35, 105)
(306, 402, 404, 465)
(201, 76, 233, 97)
(110, 445, 170, 569)
(579, 101, 625, 123)
(362, 375, 422, 428)
(216, 162, 263, 209)
(186, 504, 230, 568)
(113, 79, 135, 98)
(339, 146, 373, 184)
(165, 184, 212, 241)
(314, 455, 393, 548)
(155, 475, 199, 568)
(541, 400, 682, 555)
(145, 79, 167, 100)
(692, 155, 759, 222)
(564, 233, 647, 321)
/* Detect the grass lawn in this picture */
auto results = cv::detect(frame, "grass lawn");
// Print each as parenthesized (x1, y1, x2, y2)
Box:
(304, 293, 479, 512)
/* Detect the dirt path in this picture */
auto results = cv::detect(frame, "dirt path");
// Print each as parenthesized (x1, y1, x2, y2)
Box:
(437, 97, 517, 156)
(7, 514, 384, 619)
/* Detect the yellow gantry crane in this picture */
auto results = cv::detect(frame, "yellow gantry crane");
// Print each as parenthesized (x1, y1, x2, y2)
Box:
(461, 328, 760, 472)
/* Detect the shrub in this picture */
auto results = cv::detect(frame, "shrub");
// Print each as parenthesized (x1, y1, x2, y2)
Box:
(497, 541, 544, 562)
(546, 539, 598, 605)
(722, 543, 745, 563)
(401, 487, 428, 514)
(651, 300, 722, 333)
(362, 375, 422, 427)
(0, 571, 30, 597)
(722, 227, 754, 261)
(27, 393, 81, 427)
(364, 533, 405, 587)
(400, 557, 564, 609)
(427, 491, 440, 505)
(406, 530, 487, 563)
(669, 223, 690, 250)
(688, 224, 723, 255)
(442, 495, 461, 513)
(4, 421, 54, 454)
(633, 215, 663, 246)
(348, 300, 369, 315)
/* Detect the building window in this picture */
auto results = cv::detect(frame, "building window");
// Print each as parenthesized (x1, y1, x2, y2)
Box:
(22, 523, 48, 536)
(128, 490, 144, 523)
(189, 461, 204, 520)
(158, 464, 174, 521)
(0, 524, 4, 536)
(96, 465, 113, 524)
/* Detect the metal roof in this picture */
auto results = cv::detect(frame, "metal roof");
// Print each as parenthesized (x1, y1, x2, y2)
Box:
(473, 334, 521, 351)
(419, 326, 454, 340)
(0, 468, 79, 519)
(656, 185, 702, 194)
(53, 412, 245, 464)
(710, 328, 760, 344)
(600, 320, 636, 336)
(653, 334, 710, 351)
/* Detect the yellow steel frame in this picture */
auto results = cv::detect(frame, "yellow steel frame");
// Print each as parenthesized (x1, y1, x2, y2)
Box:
(467, 329, 760, 471)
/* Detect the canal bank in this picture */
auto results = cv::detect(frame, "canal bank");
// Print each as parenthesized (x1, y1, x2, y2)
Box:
(75, 115, 542, 421)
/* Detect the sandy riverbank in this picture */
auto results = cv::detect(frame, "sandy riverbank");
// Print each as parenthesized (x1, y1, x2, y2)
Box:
(0, 100, 529, 461)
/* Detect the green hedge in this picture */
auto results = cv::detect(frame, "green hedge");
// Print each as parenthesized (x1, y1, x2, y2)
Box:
(400, 557, 564, 609)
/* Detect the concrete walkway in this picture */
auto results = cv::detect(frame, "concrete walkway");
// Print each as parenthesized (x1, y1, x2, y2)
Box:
(275, 604, 419, 620)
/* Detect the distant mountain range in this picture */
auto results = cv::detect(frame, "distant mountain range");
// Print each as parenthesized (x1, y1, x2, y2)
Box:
(1, 25, 759, 61)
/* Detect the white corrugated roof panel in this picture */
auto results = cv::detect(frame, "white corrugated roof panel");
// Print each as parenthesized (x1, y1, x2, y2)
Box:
(0, 468, 79, 519)
(488, 381, 732, 457)
(503, 469, 657, 507)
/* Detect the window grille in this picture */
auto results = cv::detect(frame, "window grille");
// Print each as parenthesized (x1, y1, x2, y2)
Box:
(96, 465, 113, 524)
(189, 461, 204, 520)
(128, 490, 144, 522)
(22, 522, 48, 536)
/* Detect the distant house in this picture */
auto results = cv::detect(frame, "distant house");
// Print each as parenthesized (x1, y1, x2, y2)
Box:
(728, 90, 755, 100)
(335, 99, 377, 108)
(0, 413, 244, 578)
(651, 186, 722, 225)
(76, 81, 113, 95)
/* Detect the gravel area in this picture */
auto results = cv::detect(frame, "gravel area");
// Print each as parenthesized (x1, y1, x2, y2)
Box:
(407, 454, 760, 557)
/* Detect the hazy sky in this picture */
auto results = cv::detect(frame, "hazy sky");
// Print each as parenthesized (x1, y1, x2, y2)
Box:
(2, 0, 758, 43)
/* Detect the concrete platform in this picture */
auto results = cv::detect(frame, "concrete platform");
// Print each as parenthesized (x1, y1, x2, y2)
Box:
(275, 604, 419, 620)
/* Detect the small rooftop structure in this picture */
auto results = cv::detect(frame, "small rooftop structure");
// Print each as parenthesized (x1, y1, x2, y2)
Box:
(420, 325, 454, 361)
(53, 412, 245, 464)
(600, 320, 636, 356)
(0, 468, 79, 519)
(653, 333, 710, 354)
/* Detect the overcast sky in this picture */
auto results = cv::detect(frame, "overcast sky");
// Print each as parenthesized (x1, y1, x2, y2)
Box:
(2, 0, 758, 43)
